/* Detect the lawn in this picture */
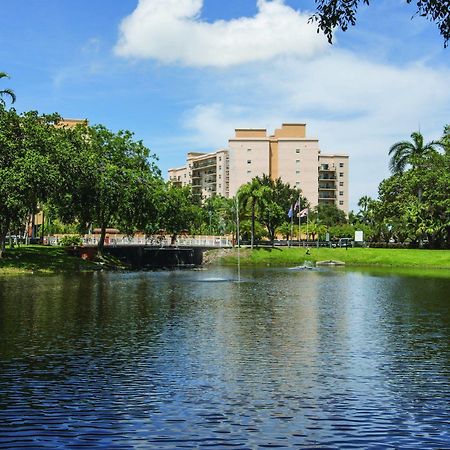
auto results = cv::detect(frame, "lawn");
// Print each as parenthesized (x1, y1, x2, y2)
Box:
(0, 245, 98, 275)
(213, 246, 450, 269)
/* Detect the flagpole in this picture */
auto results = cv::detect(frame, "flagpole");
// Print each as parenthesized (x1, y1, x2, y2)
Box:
(298, 194, 301, 245)
(290, 201, 293, 248)
(306, 209, 309, 245)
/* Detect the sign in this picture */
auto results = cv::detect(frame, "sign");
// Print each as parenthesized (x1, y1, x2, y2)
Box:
(355, 230, 364, 242)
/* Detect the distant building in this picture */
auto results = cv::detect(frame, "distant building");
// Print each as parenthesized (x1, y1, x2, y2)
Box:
(168, 123, 349, 213)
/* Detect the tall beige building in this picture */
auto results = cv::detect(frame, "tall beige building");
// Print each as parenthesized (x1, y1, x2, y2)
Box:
(168, 123, 349, 213)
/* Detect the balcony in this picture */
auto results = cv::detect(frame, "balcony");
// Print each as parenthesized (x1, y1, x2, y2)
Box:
(319, 195, 336, 200)
(192, 161, 216, 170)
(319, 184, 336, 190)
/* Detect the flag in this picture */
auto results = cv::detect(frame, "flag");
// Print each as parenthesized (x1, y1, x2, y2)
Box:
(294, 200, 299, 210)
(299, 208, 308, 218)
(287, 206, 293, 218)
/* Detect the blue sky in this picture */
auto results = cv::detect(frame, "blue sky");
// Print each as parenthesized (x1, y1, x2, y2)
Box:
(1, 0, 449, 211)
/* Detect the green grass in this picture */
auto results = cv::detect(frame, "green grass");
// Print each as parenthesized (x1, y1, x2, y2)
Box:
(212, 246, 450, 270)
(0, 245, 99, 275)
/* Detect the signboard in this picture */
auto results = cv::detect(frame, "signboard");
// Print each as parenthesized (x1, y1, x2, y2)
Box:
(355, 230, 364, 242)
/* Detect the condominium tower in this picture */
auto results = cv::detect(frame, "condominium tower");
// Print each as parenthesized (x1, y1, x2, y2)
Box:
(168, 123, 349, 213)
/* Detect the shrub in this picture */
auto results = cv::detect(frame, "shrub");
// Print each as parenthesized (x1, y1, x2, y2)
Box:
(59, 235, 82, 247)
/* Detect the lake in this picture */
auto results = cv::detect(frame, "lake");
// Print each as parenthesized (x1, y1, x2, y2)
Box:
(0, 266, 449, 448)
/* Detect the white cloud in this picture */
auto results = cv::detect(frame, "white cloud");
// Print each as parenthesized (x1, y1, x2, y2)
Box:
(115, 0, 327, 67)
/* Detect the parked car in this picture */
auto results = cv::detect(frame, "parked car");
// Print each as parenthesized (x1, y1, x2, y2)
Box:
(337, 237, 353, 247)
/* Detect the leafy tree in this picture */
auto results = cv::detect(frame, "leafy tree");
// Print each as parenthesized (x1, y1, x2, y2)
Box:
(201, 195, 235, 235)
(157, 184, 202, 238)
(310, 202, 347, 227)
(239, 219, 267, 242)
(257, 174, 307, 244)
(388, 131, 442, 175)
(309, 0, 450, 47)
(301, 220, 327, 242)
(375, 147, 450, 248)
(0, 72, 15, 106)
(52, 124, 162, 256)
(0, 107, 62, 257)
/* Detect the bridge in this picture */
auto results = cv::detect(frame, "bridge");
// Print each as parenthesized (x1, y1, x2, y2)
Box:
(54, 235, 233, 269)
(48, 235, 232, 249)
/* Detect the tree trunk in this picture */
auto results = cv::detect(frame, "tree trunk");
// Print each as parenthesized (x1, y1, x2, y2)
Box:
(98, 223, 107, 257)
(0, 239, 5, 259)
(0, 229, 7, 259)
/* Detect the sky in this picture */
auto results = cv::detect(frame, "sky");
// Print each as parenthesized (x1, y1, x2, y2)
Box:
(1, 0, 449, 211)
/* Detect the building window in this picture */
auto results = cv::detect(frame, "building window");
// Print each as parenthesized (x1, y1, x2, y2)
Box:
(219, 157, 222, 161)
(296, 170, 300, 174)
(296, 181, 300, 185)
(219, 165, 221, 170)
(339, 200, 344, 205)
(339, 172, 344, 177)
(247, 148, 252, 152)
(296, 149, 300, 153)
(296, 159, 300, 163)
(339, 181, 343, 186)
(219, 184, 221, 188)
(247, 170, 252, 174)
(339, 162, 344, 167)
(339, 191, 344, 196)
(247, 160, 251, 164)
(219, 174, 221, 179)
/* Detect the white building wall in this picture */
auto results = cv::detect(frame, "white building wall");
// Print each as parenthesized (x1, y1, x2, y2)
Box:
(277, 139, 320, 208)
(228, 139, 270, 197)
(318, 154, 349, 213)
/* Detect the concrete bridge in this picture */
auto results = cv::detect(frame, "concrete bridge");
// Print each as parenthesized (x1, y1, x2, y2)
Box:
(49, 235, 232, 249)
(59, 235, 233, 269)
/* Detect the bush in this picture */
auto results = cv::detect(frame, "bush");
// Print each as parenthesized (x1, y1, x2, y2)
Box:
(59, 235, 82, 247)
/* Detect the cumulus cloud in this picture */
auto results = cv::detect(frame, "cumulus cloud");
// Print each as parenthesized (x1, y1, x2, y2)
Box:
(115, 0, 327, 67)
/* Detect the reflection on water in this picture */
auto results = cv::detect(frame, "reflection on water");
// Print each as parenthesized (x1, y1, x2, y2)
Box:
(0, 267, 449, 448)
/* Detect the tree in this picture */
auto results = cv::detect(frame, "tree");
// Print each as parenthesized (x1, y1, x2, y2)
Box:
(201, 195, 235, 235)
(442, 124, 450, 154)
(52, 124, 162, 256)
(375, 147, 450, 248)
(0, 72, 16, 106)
(356, 195, 376, 225)
(156, 184, 202, 238)
(257, 174, 307, 244)
(0, 108, 62, 257)
(311, 202, 347, 227)
(388, 131, 442, 175)
(238, 178, 270, 248)
(309, 0, 450, 47)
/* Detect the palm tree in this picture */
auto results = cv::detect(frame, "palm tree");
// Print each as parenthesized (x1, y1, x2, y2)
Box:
(238, 178, 270, 249)
(0, 72, 16, 106)
(389, 131, 444, 248)
(388, 131, 441, 174)
(357, 195, 374, 225)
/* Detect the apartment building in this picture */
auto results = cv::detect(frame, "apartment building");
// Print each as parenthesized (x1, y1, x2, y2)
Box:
(168, 123, 349, 213)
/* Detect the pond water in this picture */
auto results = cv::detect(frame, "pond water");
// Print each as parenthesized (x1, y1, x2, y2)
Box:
(0, 266, 449, 449)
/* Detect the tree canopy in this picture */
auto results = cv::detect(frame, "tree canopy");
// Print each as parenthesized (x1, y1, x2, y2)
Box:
(309, 0, 450, 47)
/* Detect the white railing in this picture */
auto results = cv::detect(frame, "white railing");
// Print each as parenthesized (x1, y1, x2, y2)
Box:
(47, 235, 232, 248)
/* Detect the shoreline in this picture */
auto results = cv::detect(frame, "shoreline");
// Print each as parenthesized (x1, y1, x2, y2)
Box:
(1, 245, 450, 276)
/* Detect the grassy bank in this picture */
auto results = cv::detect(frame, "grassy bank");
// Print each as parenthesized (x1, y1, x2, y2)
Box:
(0, 245, 100, 275)
(210, 247, 450, 269)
